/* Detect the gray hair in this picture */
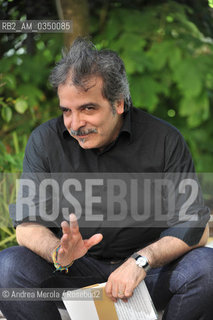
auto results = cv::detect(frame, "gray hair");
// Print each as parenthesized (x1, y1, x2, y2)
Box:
(49, 38, 132, 113)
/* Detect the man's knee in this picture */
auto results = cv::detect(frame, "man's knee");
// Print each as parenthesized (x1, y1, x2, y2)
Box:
(172, 247, 213, 294)
(186, 247, 213, 276)
(0, 246, 36, 288)
(189, 247, 213, 287)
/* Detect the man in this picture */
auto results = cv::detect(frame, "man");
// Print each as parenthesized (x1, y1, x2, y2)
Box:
(0, 38, 212, 320)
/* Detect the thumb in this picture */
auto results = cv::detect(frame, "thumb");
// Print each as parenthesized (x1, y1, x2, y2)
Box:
(85, 233, 103, 250)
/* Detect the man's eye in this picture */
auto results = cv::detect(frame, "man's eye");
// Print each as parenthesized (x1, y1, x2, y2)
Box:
(61, 108, 70, 113)
(85, 106, 94, 111)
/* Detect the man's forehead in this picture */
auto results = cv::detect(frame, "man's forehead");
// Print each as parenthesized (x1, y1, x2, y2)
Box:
(58, 75, 103, 94)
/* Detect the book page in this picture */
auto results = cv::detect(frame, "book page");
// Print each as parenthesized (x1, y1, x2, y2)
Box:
(114, 281, 158, 320)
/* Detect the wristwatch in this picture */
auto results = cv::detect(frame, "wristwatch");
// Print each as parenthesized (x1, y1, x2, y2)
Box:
(131, 253, 151, 273)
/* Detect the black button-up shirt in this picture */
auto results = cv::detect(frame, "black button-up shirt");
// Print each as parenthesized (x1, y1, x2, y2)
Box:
(10, 107, 210, 259)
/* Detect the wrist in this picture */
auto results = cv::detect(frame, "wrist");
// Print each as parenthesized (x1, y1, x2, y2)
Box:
(51, 241, 61, 263)
(52, 244, 74, 273)
(130, 252, 151, 273)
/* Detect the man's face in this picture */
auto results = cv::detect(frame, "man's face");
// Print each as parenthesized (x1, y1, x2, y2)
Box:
(58, 77, 124, 150)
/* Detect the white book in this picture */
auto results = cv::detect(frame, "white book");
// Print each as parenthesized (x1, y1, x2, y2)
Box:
(62, 281, 158, 320)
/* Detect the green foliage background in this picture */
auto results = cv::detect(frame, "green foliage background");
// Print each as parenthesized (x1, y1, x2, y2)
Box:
(96, 2, 213, 172)
(0, 0, 213, 249)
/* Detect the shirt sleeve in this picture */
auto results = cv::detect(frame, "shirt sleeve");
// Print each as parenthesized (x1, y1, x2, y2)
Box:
(9, 127, 59, 229)
(159, 129, 210, 246)
(23, 127, 50, 173)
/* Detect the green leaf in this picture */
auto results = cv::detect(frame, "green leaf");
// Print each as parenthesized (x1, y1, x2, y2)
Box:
(0, 56, 16, 73)
(120, 7, 158, 34)
(15, 98, 28, 114)
(173, 59, 203, 98)
(1, 106, 12, 122)
(12, 131, 20, 155)
(16, 85, 43, 106)
(122, 51, 146, 74)
(0, 99, 7, 108)
(147, 41, 173, 71)
(0, 234, 16, 247)
(130, 75, 161, 111)
(113, 33, 146, 53)
(179, 92, 209, 127)
(168, 47, 182, 70)
(3, 74, 16, 90)
(101, 11, 122, 41)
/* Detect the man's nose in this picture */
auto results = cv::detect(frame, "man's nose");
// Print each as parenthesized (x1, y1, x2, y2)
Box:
(70, 113, 86, 131)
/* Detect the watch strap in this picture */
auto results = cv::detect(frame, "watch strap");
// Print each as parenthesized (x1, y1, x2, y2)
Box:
(130, 252, 151, 272)
(131, 253, 141, 260)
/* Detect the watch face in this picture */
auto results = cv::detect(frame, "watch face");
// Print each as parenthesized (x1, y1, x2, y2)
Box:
(131, 253, 150, 270)
(137, 257, 147, 267)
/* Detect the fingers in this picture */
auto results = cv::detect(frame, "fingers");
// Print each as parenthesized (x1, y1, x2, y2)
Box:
(109, 283, 133, 301)
(106, 283, 133, 301)
(105, 264, 137, 301)
(61, 213, 79, 236)
(69, 213, 79, 234)
(61, 221, 70, 235)
(109, 286, 129, 302)
(117, 285, 126, 299)
(60, 213, 79, 250)
(61, 233, 70, 250)
(105, 281, 117, 303)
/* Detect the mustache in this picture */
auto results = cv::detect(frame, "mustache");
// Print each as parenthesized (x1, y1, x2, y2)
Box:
(70, 128, 97, 136)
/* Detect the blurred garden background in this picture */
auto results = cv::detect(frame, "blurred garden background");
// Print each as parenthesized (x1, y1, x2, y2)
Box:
(0, 0, 213, 250)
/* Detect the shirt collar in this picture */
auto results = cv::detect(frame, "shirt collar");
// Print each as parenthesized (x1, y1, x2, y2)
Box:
(119, 109, 132, 142)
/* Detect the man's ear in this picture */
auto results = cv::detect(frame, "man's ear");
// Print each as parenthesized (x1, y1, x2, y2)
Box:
(116, 100, 125, 115)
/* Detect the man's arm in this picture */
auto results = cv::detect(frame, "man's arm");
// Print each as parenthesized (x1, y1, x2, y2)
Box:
(16, 214, 103, 265)
(105, 224, 209, 302)
(138, 223, 209, 268)
(16, 223, 61, 263)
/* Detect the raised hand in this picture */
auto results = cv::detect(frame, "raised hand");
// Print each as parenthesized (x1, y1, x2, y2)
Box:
(57, 213, 103, 266)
